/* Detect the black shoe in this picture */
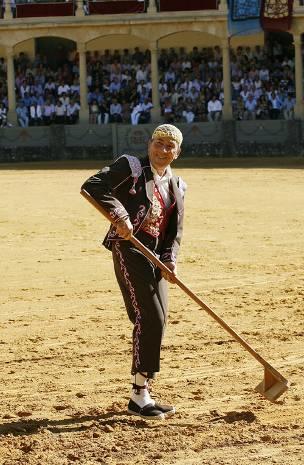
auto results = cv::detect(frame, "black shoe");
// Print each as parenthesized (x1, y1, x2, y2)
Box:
(127, 399, 165, 420)
(154, 402, 175, 417)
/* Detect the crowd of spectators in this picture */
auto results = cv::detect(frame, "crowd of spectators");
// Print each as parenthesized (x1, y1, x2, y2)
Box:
(0, 37, 298, 128)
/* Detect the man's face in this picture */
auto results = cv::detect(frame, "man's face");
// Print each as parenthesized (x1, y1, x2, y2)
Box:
(148, 137, 180, 174)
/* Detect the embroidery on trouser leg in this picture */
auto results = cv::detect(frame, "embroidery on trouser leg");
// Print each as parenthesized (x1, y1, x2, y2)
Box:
(114, 242, 141, 370)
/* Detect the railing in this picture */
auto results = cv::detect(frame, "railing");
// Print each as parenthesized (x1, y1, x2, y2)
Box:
(1, 0, 223, 19)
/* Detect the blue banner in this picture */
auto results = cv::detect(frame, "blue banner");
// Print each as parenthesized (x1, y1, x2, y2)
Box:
(228, 0, 263, 37)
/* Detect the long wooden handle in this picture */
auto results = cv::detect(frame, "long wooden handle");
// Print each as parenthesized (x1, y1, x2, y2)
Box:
(81, 188, 288, 384)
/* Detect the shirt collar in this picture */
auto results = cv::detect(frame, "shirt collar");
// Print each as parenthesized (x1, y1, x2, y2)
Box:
(150, 163, 172, 182)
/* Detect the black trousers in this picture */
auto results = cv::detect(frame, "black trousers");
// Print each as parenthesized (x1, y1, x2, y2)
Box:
(112, 239, 168, 378)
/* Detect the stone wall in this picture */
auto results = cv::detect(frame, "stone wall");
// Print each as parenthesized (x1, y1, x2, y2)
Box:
(0, 121, 303, 163)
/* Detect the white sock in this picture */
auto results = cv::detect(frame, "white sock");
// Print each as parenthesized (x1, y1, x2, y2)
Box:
(131, 372, 155, 408)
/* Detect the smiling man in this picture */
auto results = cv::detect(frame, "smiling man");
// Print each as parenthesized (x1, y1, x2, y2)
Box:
(81, 124, 186, 420)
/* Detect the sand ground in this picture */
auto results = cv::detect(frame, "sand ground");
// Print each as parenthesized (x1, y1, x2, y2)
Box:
(0, 159, 303, 465)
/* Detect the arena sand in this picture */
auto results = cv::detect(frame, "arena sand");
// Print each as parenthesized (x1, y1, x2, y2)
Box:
(0, 158, 303, 465)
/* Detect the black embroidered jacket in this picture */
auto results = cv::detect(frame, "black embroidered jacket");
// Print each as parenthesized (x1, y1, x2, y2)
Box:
(81, 155, 186, 264)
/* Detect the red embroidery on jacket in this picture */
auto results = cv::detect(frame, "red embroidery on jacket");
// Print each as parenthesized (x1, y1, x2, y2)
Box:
(141, 184, 175, 238)
(133, 205, 146, 230)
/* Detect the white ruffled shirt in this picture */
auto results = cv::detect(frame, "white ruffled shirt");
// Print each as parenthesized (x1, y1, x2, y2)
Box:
(150, 164, 172, 208)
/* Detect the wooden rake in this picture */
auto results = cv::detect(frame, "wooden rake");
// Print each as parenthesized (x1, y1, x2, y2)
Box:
(81, 189, 289, 402)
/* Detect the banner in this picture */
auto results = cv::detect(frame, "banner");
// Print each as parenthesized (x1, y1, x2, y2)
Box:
(260, 0, 293, 32)
(228, 0, 263, 37)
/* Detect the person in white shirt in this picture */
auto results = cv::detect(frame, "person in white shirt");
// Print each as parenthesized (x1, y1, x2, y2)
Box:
(29, 103, 43, 126)
(268, 91, 282, 120)
(57, 81, 71, 96)
(54, 100, 66, 124)
(131, 98, 153, 125)
(207, 95, 222, 122)
(0, 103, 7, 127)
(42, 100, 55, 125)
(59, 93, 70, 111)
(66, 99, 81, 124)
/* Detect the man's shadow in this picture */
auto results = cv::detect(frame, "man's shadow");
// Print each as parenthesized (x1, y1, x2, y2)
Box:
(0, 410, 150, 436)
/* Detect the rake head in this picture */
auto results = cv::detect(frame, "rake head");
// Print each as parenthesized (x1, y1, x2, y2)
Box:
(255, 367, 289, 402)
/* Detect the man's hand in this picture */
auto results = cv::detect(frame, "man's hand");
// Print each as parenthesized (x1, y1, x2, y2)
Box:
(115, 218, 133, 240)
(161, 261, 177, 284)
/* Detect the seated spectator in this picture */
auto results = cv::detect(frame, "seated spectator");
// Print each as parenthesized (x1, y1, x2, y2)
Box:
(66, 99, 80, 124)
(121, 99, 131, 124)
(89, 99, 100, 124)
(207, 95, 222, 122)
(162, 98, 175, 123)
(173, 96, 186, 122)
(42, 99, 55, 125)
(70, 77, 80, 96)
(59, 92, 70, 112)
(282, 93, 295, 120)
(256, 95, 269, 120)
(0, 103, 7, 127)
(131, 97, 153, 125)
(182, 104, 195, 123)
(29, 103, 43, 126)
(97, 102, 110, 125)
(57, 80, 70, 96)
(109, 76, 121, 94)
(54, 100, 66, 124)
(139, 97, 153, 123)
(109, 97, 122, 123)
(195, 95, 207, 122)
(16, 101, 29, 128)
(131, 101, 143, 125)
(268, 91, 282, 119)
(244, 94, 257, 120)
(233, 96, 245, 120)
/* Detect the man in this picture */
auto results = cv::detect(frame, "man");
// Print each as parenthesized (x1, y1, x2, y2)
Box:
(282, 93, 295, 120)
(244, 94, 257, 120)
(81, 124, 186, 420)
(207, 94, 222, 122)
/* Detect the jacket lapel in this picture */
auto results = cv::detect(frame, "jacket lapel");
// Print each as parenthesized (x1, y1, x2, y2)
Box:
(171, 176, 184, 214)
(141, 157, 154, 204)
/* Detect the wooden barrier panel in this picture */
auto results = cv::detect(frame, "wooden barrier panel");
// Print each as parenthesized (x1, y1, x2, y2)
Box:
(16, 2, 74, 18)
(88, 0, 145, 15)
(159, 0, 218, 12)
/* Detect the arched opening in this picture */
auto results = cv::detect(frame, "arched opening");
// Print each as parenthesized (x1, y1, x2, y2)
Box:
(158, 30, 222, 50)
(35, 37, 77, 70)
(86, 33, 149, 53)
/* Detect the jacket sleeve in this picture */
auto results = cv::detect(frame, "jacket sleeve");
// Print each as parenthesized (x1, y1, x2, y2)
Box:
(81, 157, 132, 223)
(160, 176, 187, 264)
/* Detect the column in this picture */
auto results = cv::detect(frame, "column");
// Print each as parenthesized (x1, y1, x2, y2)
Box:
(78, 42, 89, 123)
(75, 0, 85, 17)
(294, 34, 303, 120)
(150, 42, 161, 123)
(219, 0, 228, 12)
(147, 0, 157, 13)
(6, 47, 17, 124)
(222, 39, 233, 120)
(293, 1, 301, 9)
(4, 0, 13, 19)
